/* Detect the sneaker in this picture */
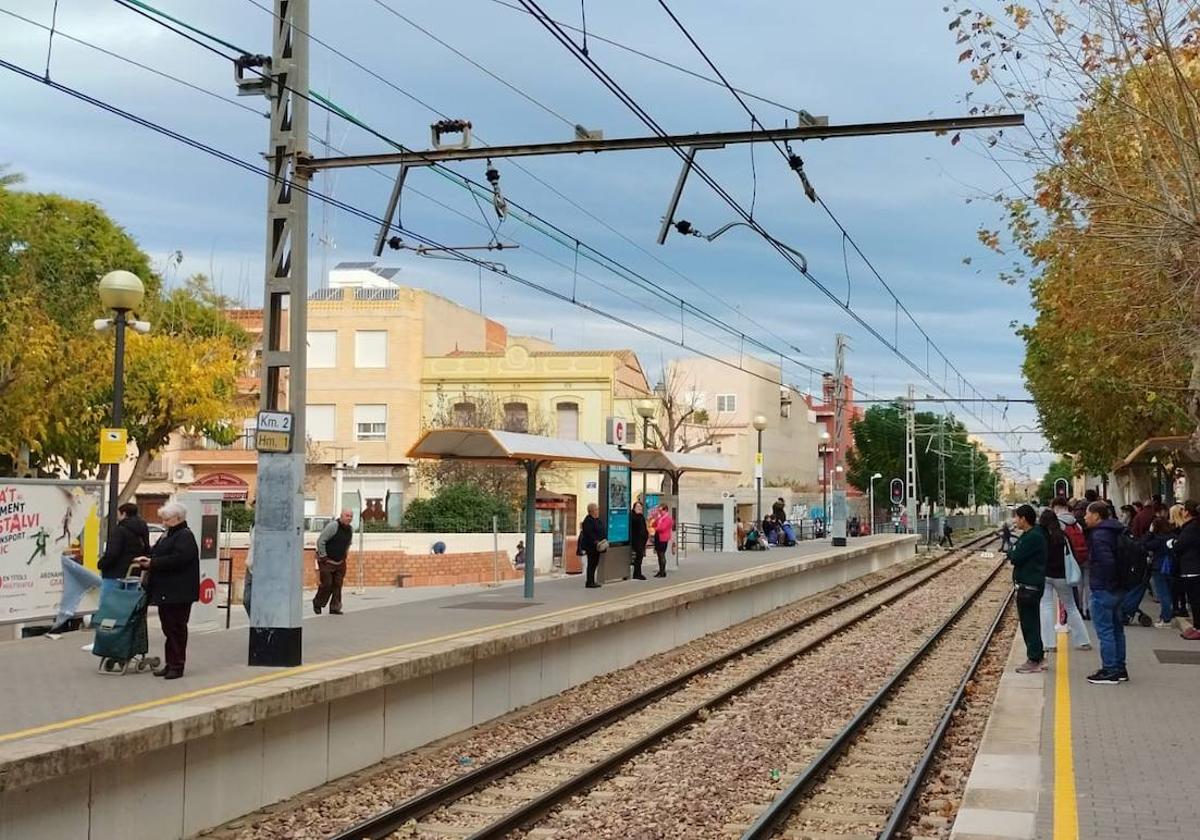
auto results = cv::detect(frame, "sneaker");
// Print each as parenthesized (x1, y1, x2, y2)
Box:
(1181, 627, 1200, 640)
(1086, 669, 1120, 685)
(1075, 643, 1092, 650)
(1154, 621, 1173, 629)
(1044, 646, 1057, 652)
(1054, 623, 1068, 633)
(1114, 668, 1130, 682)
(585, 582, 601, 589)
(1016, 660, 1045, 674)
(633, 574, 647, 580)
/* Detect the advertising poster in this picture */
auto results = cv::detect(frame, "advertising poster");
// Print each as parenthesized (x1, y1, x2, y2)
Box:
(0, 480, 103, 622)
(607, 465, 631, 544)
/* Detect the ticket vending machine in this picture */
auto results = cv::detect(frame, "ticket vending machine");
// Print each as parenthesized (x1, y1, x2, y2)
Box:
(182, 490, 223, 629)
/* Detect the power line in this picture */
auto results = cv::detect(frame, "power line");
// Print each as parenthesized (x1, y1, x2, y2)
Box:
(0, 55, 822, 405)
(518, 0, 1020, 443)
(651, 0, 1009, 437)
(106, 0, 828, 380)
(237, 0, 824, 376)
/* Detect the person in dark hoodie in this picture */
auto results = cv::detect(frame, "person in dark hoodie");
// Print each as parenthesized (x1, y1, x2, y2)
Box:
(1170, 500, 1200, 640)
(97, 503, 150, 597)
(1083, 501, 1128, 684)
(629, 501, 649, 581)
(1007, 505, 1047, 673)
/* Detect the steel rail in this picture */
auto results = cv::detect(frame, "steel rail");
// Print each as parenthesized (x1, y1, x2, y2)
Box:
(326, 532, 994, 840)
(738, 550, 1011, 840)
(877, 583, 1014, 838)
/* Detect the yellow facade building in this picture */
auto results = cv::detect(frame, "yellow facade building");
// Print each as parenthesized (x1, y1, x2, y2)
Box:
(420, 344, 653, 535)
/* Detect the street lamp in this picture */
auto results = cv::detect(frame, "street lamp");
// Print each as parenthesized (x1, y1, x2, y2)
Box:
(869, 472, 882, 535)
(97, 270, 146, 538)
(636, 400, 656, 502)
(752, 415, 768, 527)
(818, 431, 831, 536)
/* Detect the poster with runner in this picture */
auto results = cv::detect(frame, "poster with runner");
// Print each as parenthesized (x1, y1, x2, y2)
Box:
(0, 479, 103, 623)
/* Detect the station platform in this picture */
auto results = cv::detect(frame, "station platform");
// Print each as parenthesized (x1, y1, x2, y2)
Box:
(953, 593, 1200, 840)
(0, 533, 917, 840)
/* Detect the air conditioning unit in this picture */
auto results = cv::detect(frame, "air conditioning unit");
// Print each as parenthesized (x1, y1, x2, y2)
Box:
(172, 465, 195, 484)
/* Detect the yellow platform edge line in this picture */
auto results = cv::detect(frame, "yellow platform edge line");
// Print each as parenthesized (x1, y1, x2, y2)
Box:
(1053, 630, 1079, 840)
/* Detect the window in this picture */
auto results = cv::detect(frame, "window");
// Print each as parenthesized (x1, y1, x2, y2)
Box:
(716, 394, 737, 413)
(306, 404, 335, 441)
(504, 402, 529, 432)
(355, 404, 387, 440)
(556, 402, 579, 440)
(453, 402, 477, 427)
(307, 331, 337, 368)
(354, 330, 388, 368)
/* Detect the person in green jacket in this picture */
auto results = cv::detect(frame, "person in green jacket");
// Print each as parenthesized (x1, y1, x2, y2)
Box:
(1008, 504, 1048, 673)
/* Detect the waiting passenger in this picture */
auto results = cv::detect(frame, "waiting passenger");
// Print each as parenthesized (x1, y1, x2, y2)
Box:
(134, 501, 199, 680)
(579, 503, 607, 589)
(630, 502, 648, 580)
(1171, 500, 1200, 640)
(1083, 501, 1128, 684)
(649, 502, 674, 578)
(772, 497, 787, 524)
(1039, 508, 1090, 652)
(1141, 511, 1176, 628)
(1008, 504, 1047, 674)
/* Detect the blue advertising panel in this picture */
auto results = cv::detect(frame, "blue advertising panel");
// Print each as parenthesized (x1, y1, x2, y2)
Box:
(607, 465, 631, 544)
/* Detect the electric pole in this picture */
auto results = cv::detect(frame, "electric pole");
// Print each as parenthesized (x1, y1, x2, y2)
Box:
(244, 0, 310, 667)
(937, 414, 947, 544)
(831, 334, 848, 547)
(905, 384, 917, 534)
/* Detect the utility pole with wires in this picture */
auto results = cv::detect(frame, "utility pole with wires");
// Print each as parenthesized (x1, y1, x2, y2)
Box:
(830, 334, 848, 547)
(905, 384, 917, 535)
(243, 0, 310, 668)
(937, 414, 947, 544)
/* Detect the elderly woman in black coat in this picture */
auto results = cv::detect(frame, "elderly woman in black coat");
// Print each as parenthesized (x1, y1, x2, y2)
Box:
(135, 500, 199, 679)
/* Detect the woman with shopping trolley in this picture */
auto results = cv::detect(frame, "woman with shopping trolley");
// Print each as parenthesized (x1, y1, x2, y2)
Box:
(134, 500, 199, 680)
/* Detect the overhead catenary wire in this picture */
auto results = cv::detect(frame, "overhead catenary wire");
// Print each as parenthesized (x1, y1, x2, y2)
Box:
(236, 0, 824, 376)
(107, 0, 830, 380)
(0, 55, 823, 407)
(517, 0, 1021, 444)
(651, 0, 1009, 439)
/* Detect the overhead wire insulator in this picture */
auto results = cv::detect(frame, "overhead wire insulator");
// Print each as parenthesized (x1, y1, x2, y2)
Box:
(485, 162, 507, 221)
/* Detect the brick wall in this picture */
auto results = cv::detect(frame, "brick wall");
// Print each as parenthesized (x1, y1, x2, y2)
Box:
(226, 547, 522, 592)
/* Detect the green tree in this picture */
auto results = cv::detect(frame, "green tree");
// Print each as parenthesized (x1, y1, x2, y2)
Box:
(403, 483, 516, 532)
(846, 405, 997, 508)
(1036, 458, 1075, 505)
(0, 182, 249, 494)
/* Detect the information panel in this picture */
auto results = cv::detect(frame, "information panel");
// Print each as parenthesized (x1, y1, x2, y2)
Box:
(606, 465, 631, 544)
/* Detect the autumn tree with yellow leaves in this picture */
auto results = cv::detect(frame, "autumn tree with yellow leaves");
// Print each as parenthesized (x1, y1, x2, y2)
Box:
(949, 1, 1200, 473)
(0, 179, 250, 499)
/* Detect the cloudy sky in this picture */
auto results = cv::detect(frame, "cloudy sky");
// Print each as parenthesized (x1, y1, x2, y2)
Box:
(0, 0, 1050, 480)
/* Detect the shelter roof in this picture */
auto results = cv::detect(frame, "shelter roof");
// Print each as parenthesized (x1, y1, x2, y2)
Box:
(1114, 435, 1199, 470)
(627, 448, 740, 474)
(407, 428, 630, 466)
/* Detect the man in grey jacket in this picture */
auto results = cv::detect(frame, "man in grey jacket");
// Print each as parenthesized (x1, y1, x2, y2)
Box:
(314, 510, 354, 615)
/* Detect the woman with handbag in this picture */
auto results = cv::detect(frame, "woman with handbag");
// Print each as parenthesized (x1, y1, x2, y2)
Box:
(1039, 508, 1091, 652)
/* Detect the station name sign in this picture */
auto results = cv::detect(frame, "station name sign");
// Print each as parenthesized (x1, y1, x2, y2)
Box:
(255, 410, 294, 454)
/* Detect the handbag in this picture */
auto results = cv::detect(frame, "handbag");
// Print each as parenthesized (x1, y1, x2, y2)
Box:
(597, 539, 610, 553)
(1064, 543, 1082, 586)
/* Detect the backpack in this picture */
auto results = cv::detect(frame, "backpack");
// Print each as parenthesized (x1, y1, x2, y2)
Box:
(1114, 530, 1150, 590)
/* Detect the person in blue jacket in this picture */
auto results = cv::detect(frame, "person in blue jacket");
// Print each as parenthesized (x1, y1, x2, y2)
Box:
(1083, 501, 1128, 684)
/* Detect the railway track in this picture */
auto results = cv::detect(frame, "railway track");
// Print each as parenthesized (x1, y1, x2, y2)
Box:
(736, 550, 1012, 840)
(328, 533, 998, 840)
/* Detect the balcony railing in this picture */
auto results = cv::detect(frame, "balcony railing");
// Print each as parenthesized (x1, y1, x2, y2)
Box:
(184, 432, 256, 451)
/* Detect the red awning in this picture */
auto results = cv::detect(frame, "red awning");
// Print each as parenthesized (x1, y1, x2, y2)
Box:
(191, 471, 249, 501)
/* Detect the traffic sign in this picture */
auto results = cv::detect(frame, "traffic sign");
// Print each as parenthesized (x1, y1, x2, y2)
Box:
(256, 410, 294, 453)
(889, 478, 904, 505)
(99, 428, 127, 464)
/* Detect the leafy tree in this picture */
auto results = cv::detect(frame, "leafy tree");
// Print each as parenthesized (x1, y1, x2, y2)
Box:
(948, 2, 1200, 471)
(1036, 457, 1075, 505)
(0, 182, 249, 493)
(403, 483, 516, 532)
(846, 405, 997, 508)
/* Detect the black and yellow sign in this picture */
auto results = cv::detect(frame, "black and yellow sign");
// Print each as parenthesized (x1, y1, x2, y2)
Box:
(255, 430, 292, 453)
(99, 428, 127, 464)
